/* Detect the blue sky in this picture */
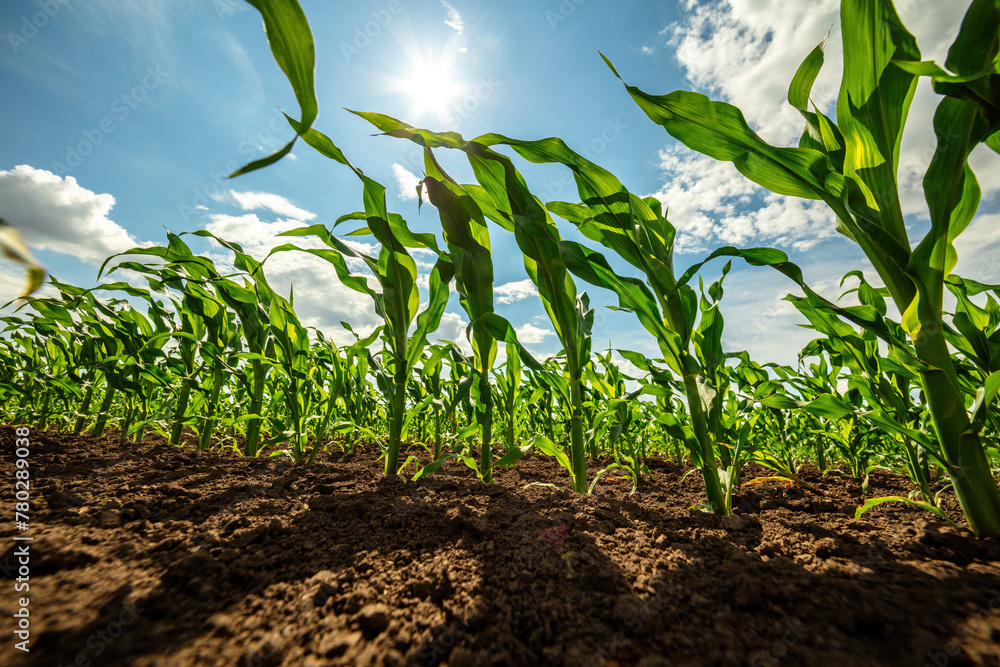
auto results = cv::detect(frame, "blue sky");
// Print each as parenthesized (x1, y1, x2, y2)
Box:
(2, 0, 997, 369)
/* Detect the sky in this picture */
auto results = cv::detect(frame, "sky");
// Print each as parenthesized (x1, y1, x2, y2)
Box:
(1, 0, 997, 371)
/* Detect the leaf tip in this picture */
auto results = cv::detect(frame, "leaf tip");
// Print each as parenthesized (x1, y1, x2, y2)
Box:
(599, 52, 622, 80)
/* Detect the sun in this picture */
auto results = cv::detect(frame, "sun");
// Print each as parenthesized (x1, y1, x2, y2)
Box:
(404, 54, 462, 122)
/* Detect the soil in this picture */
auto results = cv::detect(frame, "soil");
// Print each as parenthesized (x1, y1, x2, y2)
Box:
(2, 425, 1000, 667)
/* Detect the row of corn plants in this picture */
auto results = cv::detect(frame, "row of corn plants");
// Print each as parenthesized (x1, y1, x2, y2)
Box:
(3, 0, 1000, 536)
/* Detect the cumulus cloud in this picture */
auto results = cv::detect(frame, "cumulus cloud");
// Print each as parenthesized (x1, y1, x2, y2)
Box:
(652, 146, 839, 253)
(213, 190, 316, 222)
(434, 310, 473, 356)
(494, 279, 537, 305)
(650, 0, 996, 255)
(666, 0, 841, 145)
(0, 165, 140, 265)
(391, 163, 421, 201)
(203, 213, 381, 344)
(954, 213, 1000, 284)
(514, 322, 554, 345)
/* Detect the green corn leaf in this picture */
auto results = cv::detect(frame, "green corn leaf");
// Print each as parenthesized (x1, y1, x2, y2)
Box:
(836, 0, 919, 234)
(244, 0, 317, 128)
(494, 443, 533, 468)
(230, 139, 298, 178)
(405, 255, 454, 374)
(855, 496, 958, 527)
(454, 423, 480, 440)
(474, 312, 543, 372)
(601, 55, 844, 201)
(349, 109, 467, 149)
(944, 0, 1000, 78)
(788, 28, 830, 114)
(530, 435, 573, 475)
(336, 211, 442, 253)
(401, 394, 435, 439)
(903, 98, 985, 342)
(419, 171, 497, 371)
(462, 143, 590, 378)
(232, 0, 317, 176)
(759, 392, 854, 420)
(412, 452, 462, 481)
(970, 370, 1000, 431)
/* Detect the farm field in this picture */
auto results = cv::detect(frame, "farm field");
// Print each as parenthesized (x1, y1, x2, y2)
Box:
(2, 426, 1000, 667)
(3, 0, 1000, 665)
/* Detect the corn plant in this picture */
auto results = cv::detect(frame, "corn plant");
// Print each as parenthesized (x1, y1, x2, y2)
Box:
(268, 148, 454, 473)
(604, 0, 1000, 535)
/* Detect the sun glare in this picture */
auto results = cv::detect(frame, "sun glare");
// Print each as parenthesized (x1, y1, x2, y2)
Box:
(404, 54, 462, 122)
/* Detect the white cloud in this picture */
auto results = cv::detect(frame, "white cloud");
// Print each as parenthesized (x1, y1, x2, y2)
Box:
(514, 323, 554, 345)
(0, 165, 140, 265)
(494, 279, 537, 305)
(954, 213, 1000, 284)
(441, 0, 464, 35)
(651, 0, 1000, 256)
(202, 213, 381, 345)
(214, 190, 316, 222)
(640, 45, 655, 56)
(439, 0, 468, 53)
(392, 163, 421, 201)
(651, 145, 841, 253)
(210, 0, 248, 18)
(434, 310, 473, 356)
(666, 0, 841, 145)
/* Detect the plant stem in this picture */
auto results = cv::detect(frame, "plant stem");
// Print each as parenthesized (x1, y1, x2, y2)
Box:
(244, 359, 266, 456)
(199, 363, 224, 451)
(918, 332, 1000, 537)
(92, 386, 116, 437)
(569, 375, 588, 493)
(683, 372, 728, 515)
(169, 379, 193, 446)
(74, 386, 94, 435)
(479, 366, 493, 484)
(385, 362, 407, 475)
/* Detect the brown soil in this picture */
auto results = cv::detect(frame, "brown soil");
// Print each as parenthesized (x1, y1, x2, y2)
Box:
(2, 426, 1000, 667)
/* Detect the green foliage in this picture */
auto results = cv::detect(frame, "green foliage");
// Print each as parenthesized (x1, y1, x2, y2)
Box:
(3, 0, 999, 538)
